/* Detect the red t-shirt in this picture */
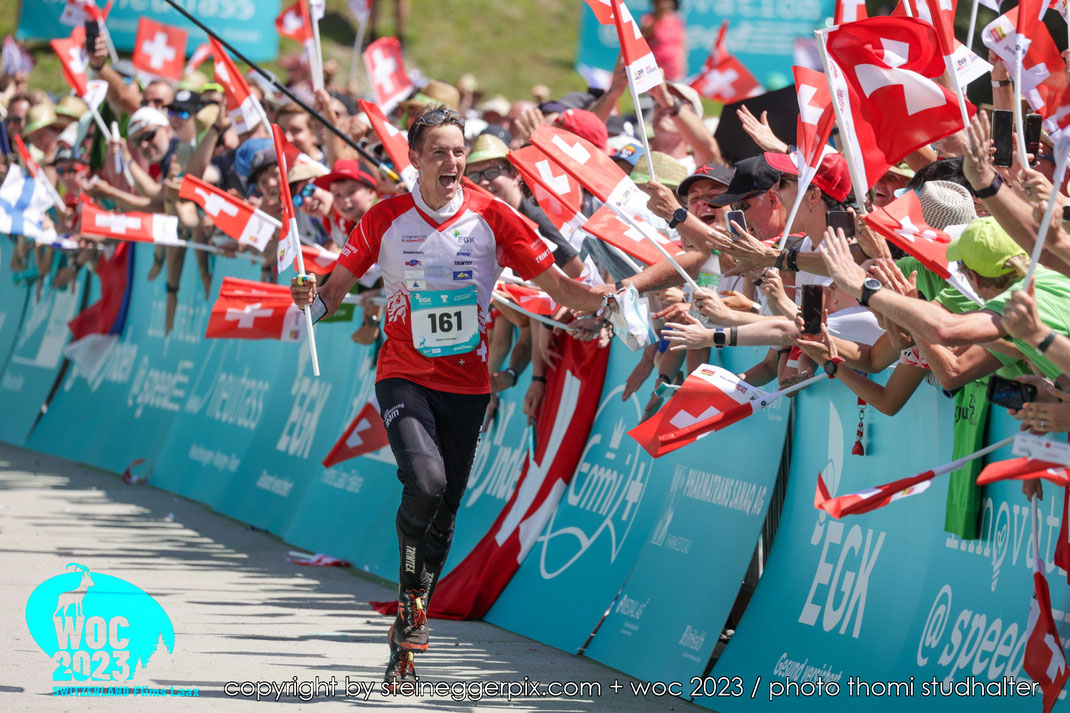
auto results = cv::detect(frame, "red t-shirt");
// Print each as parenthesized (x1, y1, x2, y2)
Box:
(339, 185, 554, 394)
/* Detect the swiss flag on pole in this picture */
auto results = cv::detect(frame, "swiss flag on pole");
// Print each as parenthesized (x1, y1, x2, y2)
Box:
(498, 283, 558, 316)
(272, 123, 301, 273)
(206, 277, 305, 341)
(863, 189, 954, 278)
(976, 457, 1070, 486)
(132, 17, 187, 80)
(508, 145, 586, 244)
(793, 66, 835, 169)
(983, 8, 1068, 122)
(178, 175, 279, 252)
(1024, 511, 1070, 713)
(609, 0, 662, 94)
(629, 365, 768, 457)
(363, 37, 413, 114)
(210, 38, 265, 134)
(322, 400, 390, 467)
(81, 203, 180, 245)
(276, 0, 313, 43)
(583, 206, 683, 266)
(689, 21, 762, 104)
(358, 99, 417, 189)
(823, 17, 974, 189)
(834, 0, 868, 23)
(815, 468, 937, 518)
(51, 27, 89, 97)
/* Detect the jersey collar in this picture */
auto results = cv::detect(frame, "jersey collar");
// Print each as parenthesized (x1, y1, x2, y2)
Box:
(412, 180, 467, 231)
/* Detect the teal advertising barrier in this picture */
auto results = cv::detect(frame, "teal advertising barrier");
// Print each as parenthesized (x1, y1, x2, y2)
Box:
(18, 0, 281, 63)
(483, 345, 785, 657)
(576, 0, 837, 90)
(0, 267, 85, 446)
(0, 260, 31, 377)
(707, 381, 1066, 712)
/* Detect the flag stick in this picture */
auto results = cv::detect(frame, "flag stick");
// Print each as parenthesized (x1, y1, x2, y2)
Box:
(491, 293, 576, 331)
(1014, 51, 1030, 177)
(625, 76, 658, 181)
(161, 0, 400, 183)
(815, 30, 870, 218)
(99, 21, 119, 65)
(309, 8, 325, 92)
(944, 55, 973, 141)
(777, 163, 818, 250)
(618, 208, 699, 290)
(348, 18, 368, 90)
(966, 0, 980, 49)
(1023, 140, 1070, 287)
(290, 218, 321, 376)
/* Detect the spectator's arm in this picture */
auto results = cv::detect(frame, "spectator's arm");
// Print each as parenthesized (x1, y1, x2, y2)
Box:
(914, 339, 1004, 390)
(1002, 289, 1070, 376)
(588, 55, 628, 124)
(88, 35, 140, 117)
(738, 348, 780, 387)
(187, 108, 230, 180)
(652, 83, 721, 165)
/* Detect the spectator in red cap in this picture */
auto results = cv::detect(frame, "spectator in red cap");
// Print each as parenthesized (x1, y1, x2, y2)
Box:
(316, 159, 380, 249)
(554, 108, 607, 151)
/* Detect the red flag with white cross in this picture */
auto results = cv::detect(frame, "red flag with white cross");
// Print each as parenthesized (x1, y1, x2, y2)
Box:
(689, 21, 762, 104)
(358, 99, 417, 189)
(322, 400, 390, 467)
(132, 17, 187, 80)
(498, 283, 558, 317)
(81, 203, 180, 245)
(823, 17, 974, 188)
(51, 26, 89, 97)
(792, 66, 835, 171)
(206, 277, 306, 341)
(178, 175, 279, 252)
(862, 189, 954, 278)
(834, 0, 868, 23)
(210, 38, 265, 134)
(362, 37, 413, 114)
(1024, 501, 1070, 713)
(508, 145, 586, 244)
(276, 0, 313, 43)
(609, 0, 662, 93)
(982, 7, 1067, 123)
(582, 206, 683, 266)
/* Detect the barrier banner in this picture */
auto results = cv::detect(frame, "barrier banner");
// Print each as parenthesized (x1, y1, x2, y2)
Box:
(576, 0, 837, 90)
(707, 382, 1067, 712)
(0, 268, 85, 446)
(17, 0, 281, 63)
(583, 359, 789, 684)
(0, 255, 31, 376)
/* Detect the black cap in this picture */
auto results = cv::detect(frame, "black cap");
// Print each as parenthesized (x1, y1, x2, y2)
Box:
(248, 148, 279, 184)
(168, 89, 201, 114)
(480, 123, 513, 146)
(708, 155, 780, 207)
(677, 163, 733, 198)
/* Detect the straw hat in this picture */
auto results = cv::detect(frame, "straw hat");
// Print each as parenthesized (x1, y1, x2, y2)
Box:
(24, 101, 60, 136)
(54, 95, 89, 127)
(631, 151, 689, 188)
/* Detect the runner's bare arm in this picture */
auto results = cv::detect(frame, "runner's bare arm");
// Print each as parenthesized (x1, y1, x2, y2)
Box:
(531, 265, 614, 313)
(290, 263, 361, 319)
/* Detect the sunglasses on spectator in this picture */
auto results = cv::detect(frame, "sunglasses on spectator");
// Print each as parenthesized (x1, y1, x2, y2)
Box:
(56, 165, 85, 175)
(5, 115, 24, 126)
(134, 129, 158, 146)
(466, 166, 507, 183)
(168, 108, 191, 120)
(292, 182, 316, 207)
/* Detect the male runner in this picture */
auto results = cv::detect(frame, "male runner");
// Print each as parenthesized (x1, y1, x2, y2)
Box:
(290, 105, 614, 688)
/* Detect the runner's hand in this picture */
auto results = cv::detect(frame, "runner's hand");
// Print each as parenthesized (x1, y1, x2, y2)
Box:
(291, 273, 317, 308)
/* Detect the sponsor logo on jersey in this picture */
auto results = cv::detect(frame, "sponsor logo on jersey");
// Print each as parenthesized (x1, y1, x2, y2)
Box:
(454, 260, 473, 266)
(457, 249, 472, 257)
(453, 270, 473, 280)
(404, 259, 422, 267)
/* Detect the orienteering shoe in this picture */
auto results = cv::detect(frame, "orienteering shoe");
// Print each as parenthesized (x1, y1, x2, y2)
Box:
(392, 588, 429, 651)
(383, 648, 415, 693)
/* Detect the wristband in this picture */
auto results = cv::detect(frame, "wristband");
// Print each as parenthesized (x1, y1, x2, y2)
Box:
(974, 172, 1003, 199)
(991, 78, 1012, 87)
(749, 301, 760, 314)
(786, 247, 800, 272)
(657, 373, 672, 384)
(729, 326, 738, 347)
(504, 367, 518, 386)
(531, 375, 547, 383)
(774, 250, 788, 270)
(1037, 330, 1057, 354)
(309, 294, 328, 324)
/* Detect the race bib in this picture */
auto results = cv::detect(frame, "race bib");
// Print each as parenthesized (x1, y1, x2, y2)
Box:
(410, 287, 480, 357)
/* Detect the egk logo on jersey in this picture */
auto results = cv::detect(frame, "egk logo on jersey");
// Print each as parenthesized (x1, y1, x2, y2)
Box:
(25, 564, 175, 684)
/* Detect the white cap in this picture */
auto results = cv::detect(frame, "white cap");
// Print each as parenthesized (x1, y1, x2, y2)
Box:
(128, 106, 169, 137)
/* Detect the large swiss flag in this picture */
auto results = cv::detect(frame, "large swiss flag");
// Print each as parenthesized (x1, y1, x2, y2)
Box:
(206, 277, 306, 342)
(132, 17, 187, 80)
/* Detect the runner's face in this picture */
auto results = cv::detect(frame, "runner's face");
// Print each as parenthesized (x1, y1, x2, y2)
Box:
(411, 125, 465, 210)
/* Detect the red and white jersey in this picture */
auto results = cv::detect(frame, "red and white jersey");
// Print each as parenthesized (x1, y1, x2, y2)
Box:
(338, 184, 553, 394)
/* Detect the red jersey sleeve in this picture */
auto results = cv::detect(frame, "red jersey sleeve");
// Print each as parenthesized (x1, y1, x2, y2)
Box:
(483, 199, 554, 280)
(337, 201, 390, 277)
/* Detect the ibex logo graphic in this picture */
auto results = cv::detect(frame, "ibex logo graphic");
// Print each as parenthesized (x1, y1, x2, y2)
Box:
(25, 564, 174, 682)
(538, 386, 649, 578)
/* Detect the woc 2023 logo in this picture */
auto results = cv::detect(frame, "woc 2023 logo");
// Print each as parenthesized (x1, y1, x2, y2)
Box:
(25, 563, 175, 682)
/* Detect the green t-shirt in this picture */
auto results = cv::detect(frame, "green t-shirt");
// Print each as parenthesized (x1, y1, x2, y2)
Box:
(979, 267, 1070, 380)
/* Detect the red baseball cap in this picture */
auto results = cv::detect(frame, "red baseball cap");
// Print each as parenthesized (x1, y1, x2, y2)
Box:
(314, 159, 378, 191)
(763, 150, 852, 203)
(555, 108, 608, 151)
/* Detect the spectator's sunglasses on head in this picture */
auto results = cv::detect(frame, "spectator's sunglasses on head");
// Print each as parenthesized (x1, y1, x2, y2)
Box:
(133, 129, 158, 146)
(466, 165, 507, 183)
(292, 182, 316, 207)
(409, 108, 464, 146)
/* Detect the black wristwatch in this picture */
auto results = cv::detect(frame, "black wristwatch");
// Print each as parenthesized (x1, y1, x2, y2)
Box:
(823, 356, 845, 377)
(859, 277, 883, 307)
(504, 367, 518, 387)
(1037, 330, 1057, 354)
(668, 207, 688, 229)
(712, 328, 728, 348)
(974, 172, 1003, 199)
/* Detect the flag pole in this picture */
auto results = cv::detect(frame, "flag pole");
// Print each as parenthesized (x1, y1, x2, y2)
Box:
(1014, 47, 1030, 175)
(308, 0, 326, 92)
(1023, 139, 1070, 287)
(619, 209, 699, 290)
(626, 76, 658, 181)
(161, 0, 400, 183)
(348, 17, 368, 90)
(814, 30, 870, 217)
(966, 0, 980, 49)
(291, 220, 321, 377)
